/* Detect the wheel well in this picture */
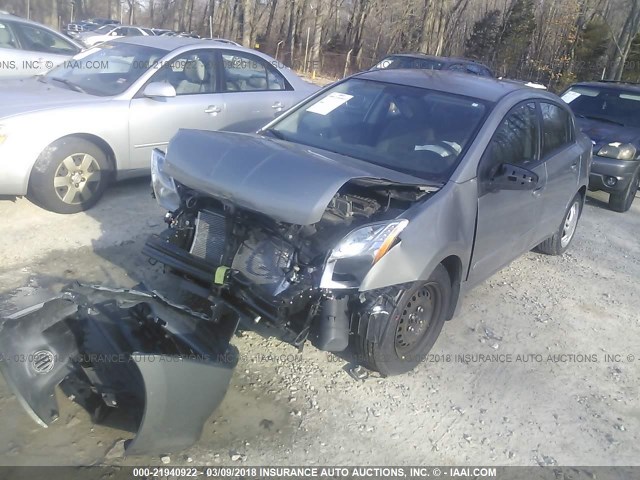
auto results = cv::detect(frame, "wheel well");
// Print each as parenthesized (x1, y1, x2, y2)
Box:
(58, 133, 117, 172)
(578, 185, 586, 201)
(440, 256, 462, 321)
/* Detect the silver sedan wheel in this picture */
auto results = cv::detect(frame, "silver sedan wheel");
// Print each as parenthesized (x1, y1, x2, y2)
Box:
(560, 200, 580, 248)
(53, 153, 102, 205)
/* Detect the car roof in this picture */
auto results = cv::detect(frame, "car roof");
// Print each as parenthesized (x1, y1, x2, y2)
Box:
(570, 81, 640, 93)
(353, 68, 544, 103)
(381, 53, 486, 66)
(112, 35, 258, 53)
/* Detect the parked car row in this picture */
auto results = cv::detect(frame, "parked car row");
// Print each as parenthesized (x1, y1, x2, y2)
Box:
(0, 11, 638, 214)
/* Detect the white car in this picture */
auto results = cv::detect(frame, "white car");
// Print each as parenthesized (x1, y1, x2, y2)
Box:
(77, 25, 153, 48)
(0, 37, 318, 213)
(0, 12, 82, 79)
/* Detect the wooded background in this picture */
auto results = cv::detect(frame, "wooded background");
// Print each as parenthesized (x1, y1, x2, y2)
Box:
(3, 0, 640, 90)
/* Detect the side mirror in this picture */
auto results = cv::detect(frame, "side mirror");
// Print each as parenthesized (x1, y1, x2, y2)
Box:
(488, 163, 538, 191)
(143, 82, 176, 99)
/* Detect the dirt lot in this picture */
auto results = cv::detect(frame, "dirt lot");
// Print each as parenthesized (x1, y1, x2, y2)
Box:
(0, 181, 638, 468)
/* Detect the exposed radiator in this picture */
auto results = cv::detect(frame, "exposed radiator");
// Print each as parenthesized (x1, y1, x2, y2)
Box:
(189, 210, 227, 265)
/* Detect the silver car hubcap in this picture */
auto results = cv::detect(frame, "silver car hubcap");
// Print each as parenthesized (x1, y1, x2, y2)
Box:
(54, 153, 101, 205)
(560, 201, 579, 248)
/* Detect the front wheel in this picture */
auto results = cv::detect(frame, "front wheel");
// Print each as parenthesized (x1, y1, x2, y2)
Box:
(28, 138, 111, 214)
(350, 264, 451, 376)
(609, 173, 639, 213)
(536, 193, 583, 255)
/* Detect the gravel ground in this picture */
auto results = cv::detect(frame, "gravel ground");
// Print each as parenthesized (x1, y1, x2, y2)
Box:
(0, 180, 638, 467)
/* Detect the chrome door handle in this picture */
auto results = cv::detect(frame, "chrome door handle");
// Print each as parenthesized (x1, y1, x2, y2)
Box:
(205, 105, 222, 114)
(532, 186, 544, 197)
(272, 101, 284, 110)
(570, 161, 578, 171)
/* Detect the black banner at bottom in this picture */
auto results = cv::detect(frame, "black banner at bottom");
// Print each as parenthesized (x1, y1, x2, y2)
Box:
(0, 466, 636, 480)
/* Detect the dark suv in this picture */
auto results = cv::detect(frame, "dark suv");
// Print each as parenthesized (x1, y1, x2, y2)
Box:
(562, 81, 640, 212)
(371, 53, 493, 77)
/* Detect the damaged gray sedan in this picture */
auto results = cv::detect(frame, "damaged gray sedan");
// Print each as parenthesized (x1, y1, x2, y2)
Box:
(0, 70, 591, 455)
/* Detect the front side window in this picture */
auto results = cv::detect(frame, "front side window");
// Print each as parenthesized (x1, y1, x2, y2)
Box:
(266, 78, 488, 181)
(151, 50, 218, 95)
(43, 43, 166, 96)
(221, 51, 286, 91)
(562, 86, 640, 128)
(483, 102, 538, 174)
(0, 21, 17, 49)
(13, 22, 79, 54)
(540, 102, 572, 156)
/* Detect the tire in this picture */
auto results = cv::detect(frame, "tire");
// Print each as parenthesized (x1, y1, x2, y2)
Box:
(28, 137, 112, 214)
(536, 193, 583, 255)
(350, 264, 451, 376)
(609, 173, 639, 213)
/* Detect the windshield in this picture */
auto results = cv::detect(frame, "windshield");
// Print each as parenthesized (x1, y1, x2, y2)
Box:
(562, 86, 640, 128)
(43, 42, 166, 96)
(373, 56, 444, 70)
(266, 78, 489, 181)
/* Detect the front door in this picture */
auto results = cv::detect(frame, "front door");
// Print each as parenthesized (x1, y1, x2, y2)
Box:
(128, 49, 226, 170)
(468, 102, 547, 285)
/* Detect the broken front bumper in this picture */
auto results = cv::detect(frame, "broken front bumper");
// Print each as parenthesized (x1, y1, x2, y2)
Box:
(0, 283, 238, 455)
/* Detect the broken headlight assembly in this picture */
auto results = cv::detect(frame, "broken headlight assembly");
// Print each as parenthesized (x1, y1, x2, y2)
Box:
(151, 148, 180, 211)
(320, 219, 409, 289)
(597, 142, 637, 161)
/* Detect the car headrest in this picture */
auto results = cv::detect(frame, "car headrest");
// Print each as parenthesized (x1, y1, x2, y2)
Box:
(184, 59, 207, 83)
(0, 26, 13, 46)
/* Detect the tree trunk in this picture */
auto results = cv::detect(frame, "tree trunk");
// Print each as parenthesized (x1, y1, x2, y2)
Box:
(310, 1, 325, 74)
(264, 0, 279, 43)
(242, 0, 254, 47)
(608, 0, 640, 80)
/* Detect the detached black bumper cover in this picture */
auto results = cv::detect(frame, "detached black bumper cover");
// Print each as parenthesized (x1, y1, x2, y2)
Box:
(0, 283, 238, 455)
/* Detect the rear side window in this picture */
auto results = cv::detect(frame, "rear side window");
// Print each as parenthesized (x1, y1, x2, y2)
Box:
(221, 51, 288, 91)
(540, 102, 573, 156)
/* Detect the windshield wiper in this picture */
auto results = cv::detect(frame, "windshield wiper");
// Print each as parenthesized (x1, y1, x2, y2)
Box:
(577, 114, 625, 127)
(50, 77, 86, 93)
(263, 128, 288, 141)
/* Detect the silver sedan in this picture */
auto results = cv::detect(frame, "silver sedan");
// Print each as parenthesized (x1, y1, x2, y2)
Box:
(0, 12, 82, 79)
(0, 36, 318, 213)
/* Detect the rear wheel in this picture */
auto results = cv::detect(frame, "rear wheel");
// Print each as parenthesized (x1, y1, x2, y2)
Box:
(28, 138, 111, 214)
(609, 173, 639, 213)
(536, 193, 582, 255)
(351, 264, 451, 376)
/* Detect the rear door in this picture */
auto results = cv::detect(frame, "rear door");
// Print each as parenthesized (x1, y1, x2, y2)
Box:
(468, 101, 547, 285)
(536, 101, 582, 238)
(217, 49, 300, 132)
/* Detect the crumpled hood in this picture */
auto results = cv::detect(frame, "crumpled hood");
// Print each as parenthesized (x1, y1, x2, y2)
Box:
(575, 117, 640, 151)
(0, 78, 104, 119)
(164, 129, 438, 225)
